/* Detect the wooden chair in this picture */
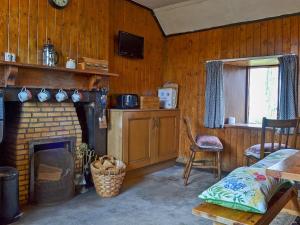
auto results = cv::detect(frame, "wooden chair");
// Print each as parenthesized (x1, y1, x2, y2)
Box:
(244, 117, 299, 166)
(182, 117, 223, 185)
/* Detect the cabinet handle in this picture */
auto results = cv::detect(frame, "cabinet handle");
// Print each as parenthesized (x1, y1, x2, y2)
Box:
(152, 118, 156, 129)
(156, 118, 160, 128)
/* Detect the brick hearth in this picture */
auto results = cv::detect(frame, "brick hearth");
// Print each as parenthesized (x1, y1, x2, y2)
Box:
(3, 102, 82, 204)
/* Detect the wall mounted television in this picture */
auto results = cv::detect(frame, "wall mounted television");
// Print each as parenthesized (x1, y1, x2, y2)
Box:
(118, 31, 144, 59)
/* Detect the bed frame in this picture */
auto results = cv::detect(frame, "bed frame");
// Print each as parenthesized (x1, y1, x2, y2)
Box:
(192, 185, 299, 225)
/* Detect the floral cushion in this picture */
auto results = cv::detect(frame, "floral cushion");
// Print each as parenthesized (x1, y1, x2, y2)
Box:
(251, 149, 298, 169)
(199, 167, 291, 213)
(195, 135, 223, 150)
(244, 143, 289, 159)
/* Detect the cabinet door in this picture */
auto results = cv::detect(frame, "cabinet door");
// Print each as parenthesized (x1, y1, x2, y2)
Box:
(154, 110, 179, 162)
(123, 112, 155, 170)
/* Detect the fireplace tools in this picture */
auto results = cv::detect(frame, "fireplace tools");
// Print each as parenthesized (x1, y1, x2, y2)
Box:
(99, 87, 108, 129)
(75, 143, 96, 193)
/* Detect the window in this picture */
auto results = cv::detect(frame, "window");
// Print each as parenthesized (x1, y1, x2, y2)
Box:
(247, 67, 279, 124)
(223, 58, 280, 125)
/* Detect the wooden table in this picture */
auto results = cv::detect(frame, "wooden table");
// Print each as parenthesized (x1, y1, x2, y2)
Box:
(192, 152, 300, 224)
(266, 151, 300, 215)
(266, 151, 300, 181)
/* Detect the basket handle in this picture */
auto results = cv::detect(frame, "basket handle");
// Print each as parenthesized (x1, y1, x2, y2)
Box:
(99, 155, 116, 164)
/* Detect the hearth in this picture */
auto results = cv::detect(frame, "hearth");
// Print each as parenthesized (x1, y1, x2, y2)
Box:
(29, 137, 76, 205)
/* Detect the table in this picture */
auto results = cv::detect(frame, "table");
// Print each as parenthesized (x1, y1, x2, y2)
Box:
(266, 151, 300, 215)
(266, 151, 300, 181)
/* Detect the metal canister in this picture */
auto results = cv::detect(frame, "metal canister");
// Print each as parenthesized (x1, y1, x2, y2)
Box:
(42, 39, 59, 67)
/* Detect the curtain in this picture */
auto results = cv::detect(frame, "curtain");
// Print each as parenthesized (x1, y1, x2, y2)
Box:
(204, 61, 224, 128)
(278, 55, 298, 120)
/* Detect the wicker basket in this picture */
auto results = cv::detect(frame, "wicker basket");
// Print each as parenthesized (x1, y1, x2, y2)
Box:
(90, 156, 126, 197)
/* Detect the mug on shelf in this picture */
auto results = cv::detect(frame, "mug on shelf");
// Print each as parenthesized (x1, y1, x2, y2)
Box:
(37, 88, 51, 102)
(55, 89, 68, 102)
(4, 52, 16, 62)
(66, 58, 76, 69)
(10, 53, 16, 62)
(18, 87, 32, 103)
(71, 89, 82, 103)
(228, 117, 236, 125)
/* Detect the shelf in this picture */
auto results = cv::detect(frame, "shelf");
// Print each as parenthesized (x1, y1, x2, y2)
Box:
(0, 61, 119, 77)
(0, 61, 119, 91)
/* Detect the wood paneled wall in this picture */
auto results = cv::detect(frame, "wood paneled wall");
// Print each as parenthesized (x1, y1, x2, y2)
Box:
(163, 15, 300, 171)
(109, 0, 165, 95)
(0, 0, 109, 66)
(0, 0, 165, 94)
(3, 0, 299, 171)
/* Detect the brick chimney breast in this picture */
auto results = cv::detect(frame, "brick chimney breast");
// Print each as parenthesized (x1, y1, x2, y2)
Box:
(3, 102, 82, 204)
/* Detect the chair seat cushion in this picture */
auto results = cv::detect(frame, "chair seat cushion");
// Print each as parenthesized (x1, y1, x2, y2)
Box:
(244, 143, 288, 159)
(251, 149, 298, 169)
(199, 167, 291, 214)
(195, 135, 223, 150)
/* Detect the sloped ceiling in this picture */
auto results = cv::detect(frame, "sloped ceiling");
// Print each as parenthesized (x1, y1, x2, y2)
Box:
(131, 0, 191, 9)
(132, 0, 300, 36)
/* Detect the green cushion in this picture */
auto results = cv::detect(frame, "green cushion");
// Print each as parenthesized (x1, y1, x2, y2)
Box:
(199, 167, 290, 214)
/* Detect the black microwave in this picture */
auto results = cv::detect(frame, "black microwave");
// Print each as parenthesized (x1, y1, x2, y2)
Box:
(110, 94, 139, 109)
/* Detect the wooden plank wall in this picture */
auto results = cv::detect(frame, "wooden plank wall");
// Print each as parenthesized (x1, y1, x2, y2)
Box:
(163, 15, 300, 171)
(0, 0, 164, 95)
(0, 0, 109, 66)
(109, 0, 165, 95)
(3, 0, 299, 171)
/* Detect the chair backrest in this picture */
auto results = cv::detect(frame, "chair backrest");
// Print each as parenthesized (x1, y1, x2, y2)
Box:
(183, 116, 197, 147)
(260, 117, 300, 159)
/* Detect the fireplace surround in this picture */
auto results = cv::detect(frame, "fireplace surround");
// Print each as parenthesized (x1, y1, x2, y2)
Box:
(1, 102, 82, 204)
(0, 87, 108, 204)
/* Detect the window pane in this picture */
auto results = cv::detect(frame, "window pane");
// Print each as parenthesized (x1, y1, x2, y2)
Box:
(248, 67, 278, 124)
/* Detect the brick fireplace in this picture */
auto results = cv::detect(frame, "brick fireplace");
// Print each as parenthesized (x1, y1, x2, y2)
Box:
(2, 102, 82, 204)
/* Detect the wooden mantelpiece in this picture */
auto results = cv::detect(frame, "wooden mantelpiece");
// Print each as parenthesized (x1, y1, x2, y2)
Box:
(0, 61, 119, 91)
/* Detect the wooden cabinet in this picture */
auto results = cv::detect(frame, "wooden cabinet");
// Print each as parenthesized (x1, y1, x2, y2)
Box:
(155, 111, 179, 162)
(123, 112, 154, 170)
(108, 109, 180, 171)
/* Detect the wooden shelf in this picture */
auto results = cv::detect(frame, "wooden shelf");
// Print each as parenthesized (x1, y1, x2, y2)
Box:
(0, 61, 119, 91)
(0, 61, 119, 77)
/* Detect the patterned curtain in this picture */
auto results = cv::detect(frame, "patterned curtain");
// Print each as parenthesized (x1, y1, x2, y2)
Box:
(204, 61, 224, 128)
(278, 55, 298, 120)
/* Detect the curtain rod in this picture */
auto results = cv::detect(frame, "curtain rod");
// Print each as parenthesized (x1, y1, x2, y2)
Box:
(205, 54, 297, 63)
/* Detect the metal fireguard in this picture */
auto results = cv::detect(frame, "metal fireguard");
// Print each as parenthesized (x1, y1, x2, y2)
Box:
(29, 137, 76, 204)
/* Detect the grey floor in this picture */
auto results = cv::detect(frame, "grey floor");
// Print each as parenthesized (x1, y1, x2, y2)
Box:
(14, 166, 297, 225)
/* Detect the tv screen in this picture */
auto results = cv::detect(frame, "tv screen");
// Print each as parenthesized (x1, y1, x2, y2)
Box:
(118, 31, 144, 59)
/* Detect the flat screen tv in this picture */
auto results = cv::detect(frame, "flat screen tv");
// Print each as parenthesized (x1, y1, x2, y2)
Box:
(118, 31, 144, 59)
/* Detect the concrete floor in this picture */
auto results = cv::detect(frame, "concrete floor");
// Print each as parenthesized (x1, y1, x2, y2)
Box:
(14, 166, 297, 225)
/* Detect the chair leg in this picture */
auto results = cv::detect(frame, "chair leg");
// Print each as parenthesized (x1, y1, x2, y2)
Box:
(183, 152, 193, 179)
(213, 153, 217, 178)
(184, 151, 195, 186)
(183, 152, 194, 179)
(245, 155, 249, 167)
(217, 151, 221, 180)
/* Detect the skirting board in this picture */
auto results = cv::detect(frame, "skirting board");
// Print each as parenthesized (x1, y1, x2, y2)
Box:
(124, 159, 177, 181)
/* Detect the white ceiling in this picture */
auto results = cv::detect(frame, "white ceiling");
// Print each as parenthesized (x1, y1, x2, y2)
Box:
(132, 0, 300, 36)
